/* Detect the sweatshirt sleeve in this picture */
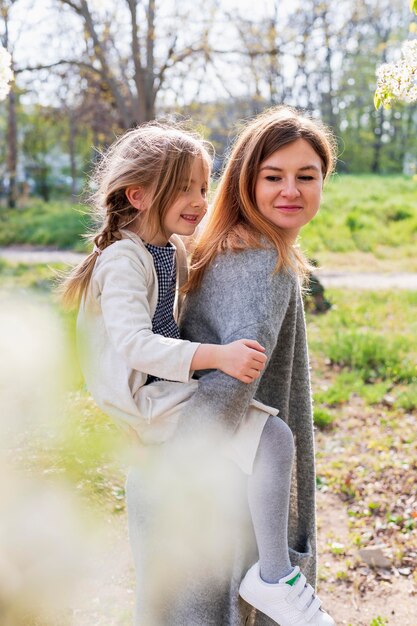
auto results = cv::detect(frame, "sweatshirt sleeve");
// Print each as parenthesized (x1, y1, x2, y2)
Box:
(94, 251, 200, 383)
(180, 265, 295, 433)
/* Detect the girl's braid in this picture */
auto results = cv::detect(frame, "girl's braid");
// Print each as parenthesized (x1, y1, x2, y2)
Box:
(94, 190, 135, 251)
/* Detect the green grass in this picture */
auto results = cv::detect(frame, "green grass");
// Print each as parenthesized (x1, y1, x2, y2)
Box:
(309, 289, 417, 417)
(300, 174, 417, 269)
(313, 406, 336, 429)
(369, 617, 388, 626)
(325, 330, 416, 383)
(0, 200, 91, 251)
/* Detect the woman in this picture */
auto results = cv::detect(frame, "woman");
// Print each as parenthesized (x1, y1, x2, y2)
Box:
(126, 105, 337, 625)
(177, 105, 337, 625)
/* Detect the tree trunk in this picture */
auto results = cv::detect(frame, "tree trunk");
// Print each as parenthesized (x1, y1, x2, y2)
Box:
(7, 85, 18, 209)
(371, 108, 384, 174)
(3, 3, 18, 208)
(68, 109, 78, 199)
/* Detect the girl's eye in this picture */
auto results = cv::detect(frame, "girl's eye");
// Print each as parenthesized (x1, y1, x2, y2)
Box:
(201, 187, 208, 197)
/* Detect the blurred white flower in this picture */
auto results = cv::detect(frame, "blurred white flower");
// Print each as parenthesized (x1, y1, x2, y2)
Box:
(375, 39, 417, 108)
(0, 295, 109, 625)
(0, 296, 67, 444)
(0, 45, 13, 100)
(129, 433, 249, 615)
(0, 468, 97, 626)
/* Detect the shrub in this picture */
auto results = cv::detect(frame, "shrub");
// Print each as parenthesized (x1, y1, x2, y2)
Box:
(325, 330, 417, 383)
(313, 406, 335, 429)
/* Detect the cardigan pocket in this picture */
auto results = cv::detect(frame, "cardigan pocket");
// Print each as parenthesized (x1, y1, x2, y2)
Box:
(133, 380, 198, 443)
(135, 379, 198, 418)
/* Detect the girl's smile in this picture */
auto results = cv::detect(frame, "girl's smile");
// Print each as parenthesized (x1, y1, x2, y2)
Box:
(180, 213, 201, 223)
(255, 138, 323, 240)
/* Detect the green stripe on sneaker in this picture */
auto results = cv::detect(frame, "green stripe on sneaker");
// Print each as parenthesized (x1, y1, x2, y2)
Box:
(286, 572, 301, 586)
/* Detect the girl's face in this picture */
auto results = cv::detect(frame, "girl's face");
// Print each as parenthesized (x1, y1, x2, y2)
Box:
(254, 138, 323, 240)
(128, 155, 209, 246)
(157, 155, 209, 245)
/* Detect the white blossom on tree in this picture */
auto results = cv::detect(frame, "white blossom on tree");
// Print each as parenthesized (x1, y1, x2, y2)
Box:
(374, 1, 417, 108)
(375, 39, 417, 108)
(0, 45, 13, 100)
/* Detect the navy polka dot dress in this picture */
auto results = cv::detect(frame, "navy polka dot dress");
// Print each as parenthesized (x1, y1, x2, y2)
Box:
(145, 242, 180, 384)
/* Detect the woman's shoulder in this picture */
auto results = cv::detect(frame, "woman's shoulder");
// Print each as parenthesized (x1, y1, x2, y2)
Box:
(212, 247, 296, 284)
(213, 245, 274, 267)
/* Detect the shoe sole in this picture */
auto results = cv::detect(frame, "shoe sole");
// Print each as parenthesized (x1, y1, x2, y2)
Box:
(239, 583, 286, 626)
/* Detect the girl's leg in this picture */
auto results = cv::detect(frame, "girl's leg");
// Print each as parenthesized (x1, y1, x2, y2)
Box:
(247, 415, 294, 583)
(243, 416, 335, 624)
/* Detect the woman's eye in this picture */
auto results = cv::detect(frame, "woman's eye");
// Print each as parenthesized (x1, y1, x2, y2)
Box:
(299, 176, 314, 181)
(266, 176, 281, 182)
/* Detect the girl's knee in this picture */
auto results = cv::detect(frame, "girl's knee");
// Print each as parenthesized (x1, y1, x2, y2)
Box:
(263, 415, 295, 460)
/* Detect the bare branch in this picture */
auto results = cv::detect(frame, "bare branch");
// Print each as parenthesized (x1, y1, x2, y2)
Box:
(155, 34, 178, 94)
(15, 59, 104, 77)
(59, 0, 82, 14)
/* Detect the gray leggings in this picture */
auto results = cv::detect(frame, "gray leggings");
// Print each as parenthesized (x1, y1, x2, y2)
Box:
(248, 415, 295, 583)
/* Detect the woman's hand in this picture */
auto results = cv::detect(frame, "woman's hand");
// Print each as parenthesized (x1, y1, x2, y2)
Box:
(191, 340, 267, 383)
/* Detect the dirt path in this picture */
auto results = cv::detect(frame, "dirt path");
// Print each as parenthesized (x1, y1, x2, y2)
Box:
(73, 514, 135, 626)
(1, 246, 417, 290)
(316, 491, 417, 626)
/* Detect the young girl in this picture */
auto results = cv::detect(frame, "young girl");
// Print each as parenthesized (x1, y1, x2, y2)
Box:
(177, 106, 338, 625)
(61, 124, 269, 447)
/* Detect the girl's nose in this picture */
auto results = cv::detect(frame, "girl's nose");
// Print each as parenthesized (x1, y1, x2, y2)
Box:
(191, 193, 207, 209)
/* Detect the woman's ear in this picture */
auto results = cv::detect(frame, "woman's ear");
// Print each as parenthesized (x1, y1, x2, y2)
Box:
(126, 187, 146, 212)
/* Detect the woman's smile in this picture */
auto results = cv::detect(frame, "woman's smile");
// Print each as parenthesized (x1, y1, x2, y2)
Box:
(274, 205, 303, 212)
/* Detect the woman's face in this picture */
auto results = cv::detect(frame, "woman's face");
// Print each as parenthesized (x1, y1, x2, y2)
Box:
(254, 138, 323, 240)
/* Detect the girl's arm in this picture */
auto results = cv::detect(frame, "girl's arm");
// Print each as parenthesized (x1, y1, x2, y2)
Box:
(94, 248, 266, 384)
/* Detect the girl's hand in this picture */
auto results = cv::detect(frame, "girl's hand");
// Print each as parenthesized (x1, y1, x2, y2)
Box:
(216, 339, 267, 383)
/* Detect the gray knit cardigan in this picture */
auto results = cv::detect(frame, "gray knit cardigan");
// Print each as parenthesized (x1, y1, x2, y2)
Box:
(177, 246, 317, 626)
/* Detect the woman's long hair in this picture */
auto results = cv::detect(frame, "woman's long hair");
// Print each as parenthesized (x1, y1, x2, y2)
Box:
(59, 123, 212, 308)
(186, 106, 337, 292)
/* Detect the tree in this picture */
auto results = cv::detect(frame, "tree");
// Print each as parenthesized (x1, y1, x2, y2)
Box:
(56, 0, 212, 128)
(0, 0, 18, 208)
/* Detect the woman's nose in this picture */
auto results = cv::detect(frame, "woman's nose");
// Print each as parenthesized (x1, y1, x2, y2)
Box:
(280, 179, 300, 198)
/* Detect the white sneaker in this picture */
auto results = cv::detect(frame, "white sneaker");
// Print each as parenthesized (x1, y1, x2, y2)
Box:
(239, 563, 335, 625)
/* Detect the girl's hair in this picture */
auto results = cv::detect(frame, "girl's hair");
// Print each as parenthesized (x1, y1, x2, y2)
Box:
(186, 105, 337, 292)
(60, 123, 212, 308)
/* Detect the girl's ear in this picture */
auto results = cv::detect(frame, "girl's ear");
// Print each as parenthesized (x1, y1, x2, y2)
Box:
(126, 187, 146, 212)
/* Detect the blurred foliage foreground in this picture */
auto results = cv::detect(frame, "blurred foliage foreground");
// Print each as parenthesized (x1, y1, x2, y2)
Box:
(0, 261, 416, 623)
